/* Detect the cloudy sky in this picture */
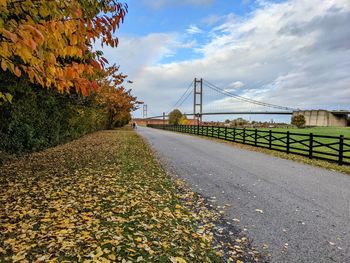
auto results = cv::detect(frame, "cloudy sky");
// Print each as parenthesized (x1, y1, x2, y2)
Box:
(99, 0, 350, 121)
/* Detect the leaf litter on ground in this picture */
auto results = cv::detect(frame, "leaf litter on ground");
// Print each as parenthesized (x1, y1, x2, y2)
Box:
(0, 129, 267, 262)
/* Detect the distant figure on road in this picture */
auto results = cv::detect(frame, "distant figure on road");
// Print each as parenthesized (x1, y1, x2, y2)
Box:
(132, 122, 137, 129)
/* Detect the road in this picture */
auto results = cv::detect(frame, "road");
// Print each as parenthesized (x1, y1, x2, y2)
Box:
(137, 127, 350, 263)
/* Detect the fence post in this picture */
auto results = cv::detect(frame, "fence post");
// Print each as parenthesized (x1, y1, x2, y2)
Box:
(218, 127, 220, 139)
(233, 128, 236, 141)
(211, 126, 214, 137)
(197, 124, 199, 135)
(269, 130, 272, 149)
(225, 127, 228, 140)
(309, 133, 313, 159)
(243, 128, 246, 144)
(254, 129, 258, 146)
(339, 135, 344, 165)
(286, 131, 290, 154)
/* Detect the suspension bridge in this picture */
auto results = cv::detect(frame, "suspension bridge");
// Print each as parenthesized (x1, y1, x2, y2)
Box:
(145, 78, 298, 121)
(139, 78, 349, 126)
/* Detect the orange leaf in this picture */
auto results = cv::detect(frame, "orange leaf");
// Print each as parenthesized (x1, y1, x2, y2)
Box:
(14, 67, 21, 77)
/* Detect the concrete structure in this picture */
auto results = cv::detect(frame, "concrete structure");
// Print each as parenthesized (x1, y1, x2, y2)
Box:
(292, 110, 349, 127)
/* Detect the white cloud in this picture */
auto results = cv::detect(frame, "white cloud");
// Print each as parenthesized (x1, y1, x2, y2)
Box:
(202, 14, 223, 26)
(230, 81, 245, 89)
(174, 40, 197, 49)
(104, 0, 350, 118)
(186, 25, 203, 35)
(97, 33, 177, 77)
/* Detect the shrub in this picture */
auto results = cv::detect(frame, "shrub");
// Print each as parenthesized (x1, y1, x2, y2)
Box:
(169, 109, 183, 125)
(291, 115, 306, 128)
(0, 74, 107, 154)
(179, 115, 190, 125)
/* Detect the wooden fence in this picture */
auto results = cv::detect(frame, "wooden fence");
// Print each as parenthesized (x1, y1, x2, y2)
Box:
(147, 124, 350, 166)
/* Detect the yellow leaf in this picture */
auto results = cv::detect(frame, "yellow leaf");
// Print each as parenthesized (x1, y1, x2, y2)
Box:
(1, 59, 6, 71)
(5, 93, 12, 103)
(170, 257, 187, 263)
(108, 254, 116, 260)
(135, 237, 142, 243)
(12, 253, 26, 261)
(94, 247, 104, 259)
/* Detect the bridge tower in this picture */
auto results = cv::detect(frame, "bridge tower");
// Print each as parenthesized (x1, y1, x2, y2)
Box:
(193, 78, 203, 123)
(143, 104, 148, 119)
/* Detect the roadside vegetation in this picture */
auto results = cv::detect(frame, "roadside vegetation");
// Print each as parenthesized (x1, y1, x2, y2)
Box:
(168, 109, 191, 125)
(0, 129, 263, 262)
(0, 1, 138, 154)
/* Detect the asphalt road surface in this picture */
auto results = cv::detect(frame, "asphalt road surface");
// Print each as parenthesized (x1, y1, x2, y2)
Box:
(138, 127, 350, 263)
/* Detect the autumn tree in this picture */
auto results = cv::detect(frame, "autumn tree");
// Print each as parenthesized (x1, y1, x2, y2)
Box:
(0, 0, 128, 101)
(0, 0, 139, 152)
(179, 115, 190, 125)
(96, 65, 139, 129)
(169, 109, 183, 125)
(230, 117, 248, 127)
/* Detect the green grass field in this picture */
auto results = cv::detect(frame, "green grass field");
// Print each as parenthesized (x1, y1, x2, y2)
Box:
(258, 127, 350, 137)
(168, 125, 350, 164)
(224, 127, 350, 163)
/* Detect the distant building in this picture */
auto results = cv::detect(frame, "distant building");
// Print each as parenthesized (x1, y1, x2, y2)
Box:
(133, 118, 168, 126)
(292, 110, 349, 127)
(133, 118, 198, 126)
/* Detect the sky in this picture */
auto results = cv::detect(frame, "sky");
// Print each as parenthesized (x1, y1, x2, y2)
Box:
(99, 0, 350, 122)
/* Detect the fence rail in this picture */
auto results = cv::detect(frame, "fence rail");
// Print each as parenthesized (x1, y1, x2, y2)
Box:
(147, 124, 350, 166)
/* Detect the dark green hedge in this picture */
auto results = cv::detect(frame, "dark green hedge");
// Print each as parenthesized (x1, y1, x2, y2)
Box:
(0, 72, 107, 154)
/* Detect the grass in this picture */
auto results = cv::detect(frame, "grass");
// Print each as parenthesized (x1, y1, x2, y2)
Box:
(258, 127, 350, 137)
(0, 128, 262, 262)
(170, 126, 350, 164)
(155, 125, 350, 175)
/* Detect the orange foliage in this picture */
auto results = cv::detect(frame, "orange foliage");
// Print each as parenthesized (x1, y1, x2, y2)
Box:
(0, 0, 127, 95)
(96, 65, 140, 128)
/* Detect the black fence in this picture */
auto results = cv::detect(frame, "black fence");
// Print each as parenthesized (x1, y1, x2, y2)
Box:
(147, 124, 350, 166)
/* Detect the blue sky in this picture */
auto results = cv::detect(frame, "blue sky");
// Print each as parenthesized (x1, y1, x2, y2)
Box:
(118, 0, 270, 64)
(100, 0, 350, 121)
(120, 1, 251, 35)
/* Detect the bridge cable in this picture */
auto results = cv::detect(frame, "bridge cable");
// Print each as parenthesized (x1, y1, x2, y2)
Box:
(203, 80, 296, 111)
(166, 80, 194, 114)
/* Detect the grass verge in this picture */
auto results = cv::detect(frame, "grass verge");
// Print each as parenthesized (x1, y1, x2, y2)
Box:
(160, 129, 350, 175)
(0, 129, 263, 262)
